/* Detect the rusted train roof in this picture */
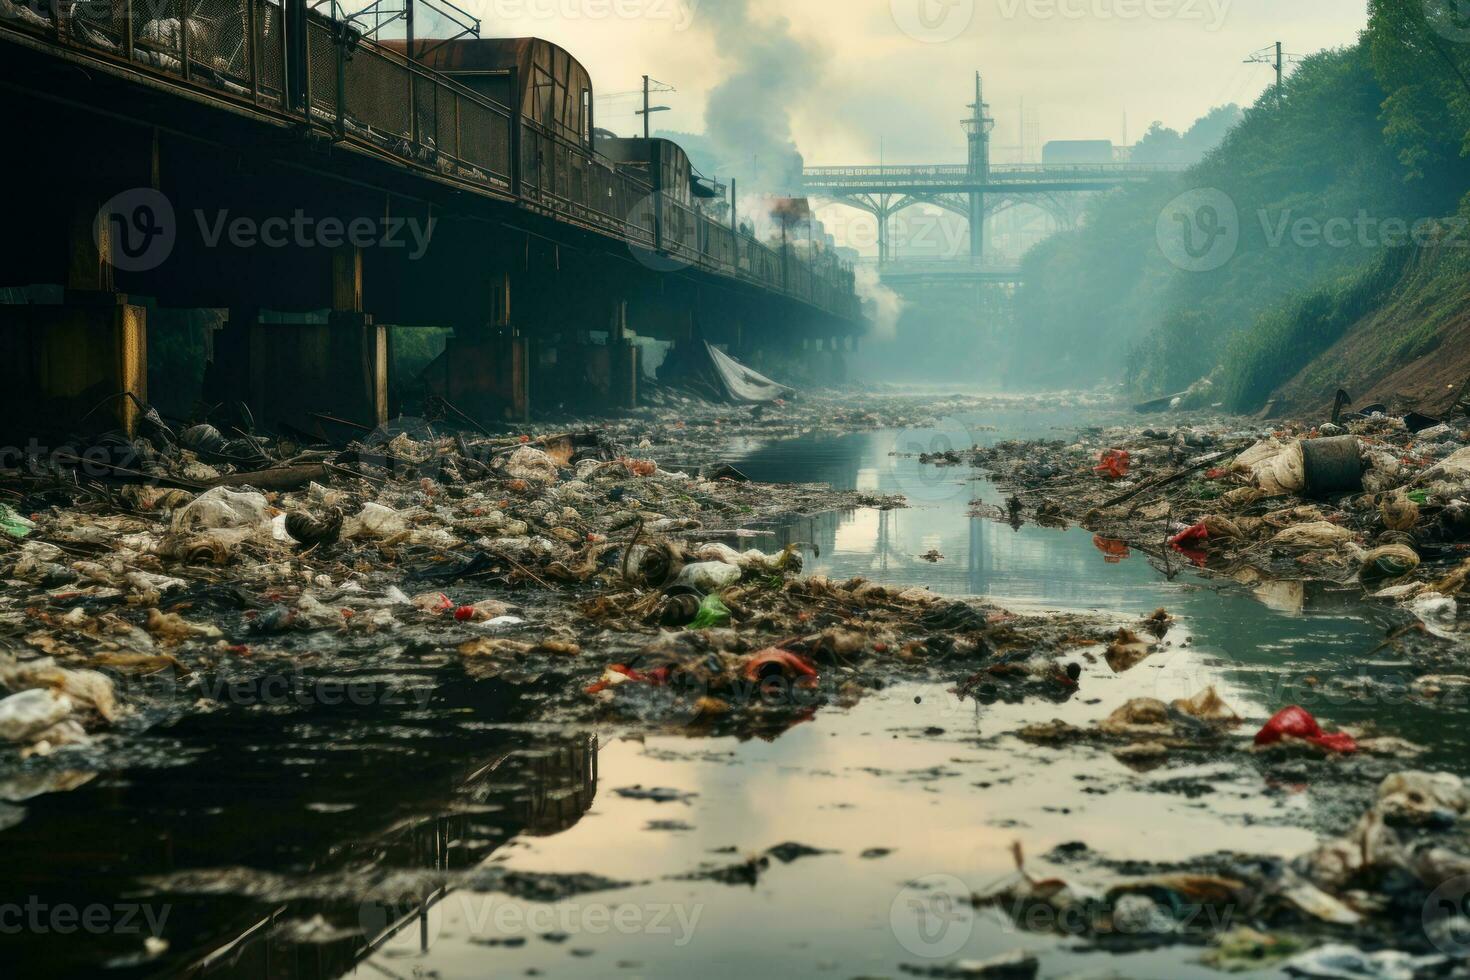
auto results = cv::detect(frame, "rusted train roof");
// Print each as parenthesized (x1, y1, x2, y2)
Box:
(380, 37, 589, 82)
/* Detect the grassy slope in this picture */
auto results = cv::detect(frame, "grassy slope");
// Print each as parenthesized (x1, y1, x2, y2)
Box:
(1270, 241, 1470, 416)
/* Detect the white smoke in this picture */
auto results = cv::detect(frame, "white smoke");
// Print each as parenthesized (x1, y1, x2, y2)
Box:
(696, 0, 823, 195)
(854, 264, 904, 342)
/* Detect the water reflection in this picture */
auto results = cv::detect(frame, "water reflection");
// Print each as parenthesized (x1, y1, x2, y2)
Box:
(2, 668, 601, 980)
(734, 424, 1470, 767)
(7, 411, 1470, 980)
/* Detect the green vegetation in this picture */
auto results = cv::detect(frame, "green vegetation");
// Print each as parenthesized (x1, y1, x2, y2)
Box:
(1218, 245, 1415, 410)
(147, 309, 217, 418)
(391, 327, 451, 381)
(389, 327, 451, 406)
(1006, 2, 1470, 408)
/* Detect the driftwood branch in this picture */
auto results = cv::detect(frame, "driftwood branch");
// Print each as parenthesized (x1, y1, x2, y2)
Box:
(1100, 446, 1245, 510)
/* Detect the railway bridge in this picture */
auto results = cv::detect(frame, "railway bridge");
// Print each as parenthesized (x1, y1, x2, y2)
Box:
(0, 0, 864, 437)
(802, 74, 1186, 264)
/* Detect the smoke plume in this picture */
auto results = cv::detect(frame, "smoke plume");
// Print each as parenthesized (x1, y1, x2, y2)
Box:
(855, 264, 904, 342)
(695, 0, 824, 195)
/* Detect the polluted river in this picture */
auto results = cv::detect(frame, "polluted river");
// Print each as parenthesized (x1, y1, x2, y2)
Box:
(5, 393, 1469, 980)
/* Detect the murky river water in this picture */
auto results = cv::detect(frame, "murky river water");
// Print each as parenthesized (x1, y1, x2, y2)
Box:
(7, 404, 1469, 979)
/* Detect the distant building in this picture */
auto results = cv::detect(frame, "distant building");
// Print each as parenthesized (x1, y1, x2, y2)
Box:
(1041, 140, 1114, 166)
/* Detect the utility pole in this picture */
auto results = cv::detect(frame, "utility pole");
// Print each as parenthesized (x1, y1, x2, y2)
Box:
(634, 75, 672, 139)
(1246, 42, 1300, 103)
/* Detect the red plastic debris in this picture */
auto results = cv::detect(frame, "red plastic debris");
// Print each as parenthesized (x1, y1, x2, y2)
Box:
(454, 605, 476, 622)
(1169, 522, 1210, 547)
(1254, 706, 1358, 754)
(584, 663, 673, 695)
(741, 648, 819, 684)
(619, 457, 657, 477)
(1094, 450, 1131, 480)
(1168, 522, 1211, 565)
(1093, 535, 1131, 564)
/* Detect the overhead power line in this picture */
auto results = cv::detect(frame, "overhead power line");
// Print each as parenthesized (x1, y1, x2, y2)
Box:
(1244, 42, 1305, 102)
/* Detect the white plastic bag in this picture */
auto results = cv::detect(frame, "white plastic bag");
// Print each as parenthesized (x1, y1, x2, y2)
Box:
(172, 487, 272, 534)
(675, 561, 742, 591)
(0, 689, 72, 743)
(344, 502, 408, 540)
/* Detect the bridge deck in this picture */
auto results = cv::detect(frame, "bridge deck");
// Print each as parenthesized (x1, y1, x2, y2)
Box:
(0, 0, 858, 321)
(803, 162, 1186, 195)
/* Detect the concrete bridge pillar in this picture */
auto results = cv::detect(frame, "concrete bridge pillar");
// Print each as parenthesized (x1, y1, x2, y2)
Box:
(0, 294, 147, 439)
(206, 246, 388, 433)
(429, 269, 531, 423)
(609, 299, 639, 411)
(0, 200, 147, 438)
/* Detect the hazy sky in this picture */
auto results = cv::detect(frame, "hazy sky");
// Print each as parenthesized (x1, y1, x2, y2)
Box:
(425, 0, 1370, 164)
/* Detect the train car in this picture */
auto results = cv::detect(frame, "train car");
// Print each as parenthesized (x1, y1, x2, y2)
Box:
(383, 37, 594, 147)
(597, 136, 697, 206)
(1041, 139, 1114, 166)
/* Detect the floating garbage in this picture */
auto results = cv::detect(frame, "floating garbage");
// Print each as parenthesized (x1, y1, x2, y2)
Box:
(1255, 706, 1358, 754)
(686, 593, 731, 630)
(1300, 435, 1364, 496)
(675, 561, 742, 592)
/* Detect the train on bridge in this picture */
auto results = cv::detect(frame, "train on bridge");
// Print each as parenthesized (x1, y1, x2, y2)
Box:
(0, 0, 863, 434)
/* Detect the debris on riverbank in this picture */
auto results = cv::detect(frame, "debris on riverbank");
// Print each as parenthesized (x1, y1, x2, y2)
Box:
(5, 387, 1470, 976)
(964, 407, 1470, 655)
(0, 387, 1077, 753)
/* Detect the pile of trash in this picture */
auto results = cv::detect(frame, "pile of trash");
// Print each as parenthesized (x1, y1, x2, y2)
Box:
(0, 419, 915, 750)
(0, 394, 1151, 762)
(968, 409, 1470, 648)
(971, 762, 1470, 976)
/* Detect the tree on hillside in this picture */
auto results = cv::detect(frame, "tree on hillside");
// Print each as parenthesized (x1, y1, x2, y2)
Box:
(1132, 105, 1244, 165)
(1366, 0, 1470, 195)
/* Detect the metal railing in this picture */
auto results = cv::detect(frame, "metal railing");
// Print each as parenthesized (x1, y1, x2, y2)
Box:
(0, 0, 859, 319)
(802, 161, 1188, 191)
